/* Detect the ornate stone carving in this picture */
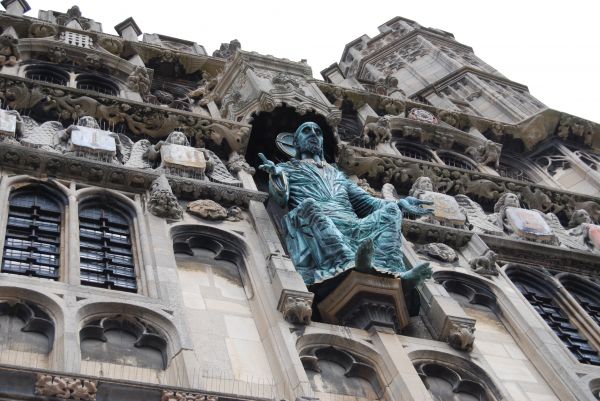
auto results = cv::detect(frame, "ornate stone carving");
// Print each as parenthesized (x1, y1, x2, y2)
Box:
(416, 243, 458, 262)
(469, 249, 498, 276)
(161, 390, 218, 401)
(127, 66, 151, 100)
(408, 108, 438, 124)
(187, 199, 228, 220)
(0, 76, 251, 153)
(358, 116, 391, 148)
(29, 22, 58, 38)
(281, 294, 313, 325)
(35, 374, 97, 401)
(325, 110, 342, 128)
(557, 113, 594, 146)
(98, 36, 123, 55)
(227, 153, 255, 176)
(465, 140, 502, 168)
(338, 145, 600, 226)
(447, 322, 476, 352)
(148, 175, 183, 220)
(0, 34, 19, 68)
(212, 39, 241, 60)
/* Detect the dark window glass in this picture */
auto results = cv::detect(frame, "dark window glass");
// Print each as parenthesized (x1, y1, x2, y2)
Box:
(497, 162, 534, 182)
(438, 152, 476, 170)
(2, 190, 61, 279)
(79, 206, 137, 292)
(396, 143, 433, 161)
(512, 277, 600, 365)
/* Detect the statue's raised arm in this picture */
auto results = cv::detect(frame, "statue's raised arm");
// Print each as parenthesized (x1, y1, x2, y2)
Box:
(258, 152, 289, 207)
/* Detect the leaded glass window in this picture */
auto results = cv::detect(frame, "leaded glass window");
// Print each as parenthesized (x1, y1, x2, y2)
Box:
(511, 277, 600, 365)
(2, 189, 61, 279)
(437, 151, 476, 170)
(79, 206, 137, 292)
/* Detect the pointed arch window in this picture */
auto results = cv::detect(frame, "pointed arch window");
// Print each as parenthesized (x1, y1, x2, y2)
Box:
(2, 188, 62, 279)
(79, 205, 137, 292)
(507, 269, 600, 365)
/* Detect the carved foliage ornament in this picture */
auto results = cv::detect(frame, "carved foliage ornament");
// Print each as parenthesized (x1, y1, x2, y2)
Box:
(416, 242, 458, 263)
(35, 374, 97, 401)
(161, 390, 218, 401)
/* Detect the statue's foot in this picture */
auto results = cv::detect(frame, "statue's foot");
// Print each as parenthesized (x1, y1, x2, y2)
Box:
(354, 238, 375, 273)
(400, 261, 432, 284)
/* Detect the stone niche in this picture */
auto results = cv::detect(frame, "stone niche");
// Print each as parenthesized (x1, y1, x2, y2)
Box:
(316, 271, 410, 333)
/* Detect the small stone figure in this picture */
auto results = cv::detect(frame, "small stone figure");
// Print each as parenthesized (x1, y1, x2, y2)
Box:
(0, 35, 19, 68)
(465, 140, 501, 169)
(259, 122, 434, 285)
(358, 116, 391, 148)
(147, 175, 183, 220)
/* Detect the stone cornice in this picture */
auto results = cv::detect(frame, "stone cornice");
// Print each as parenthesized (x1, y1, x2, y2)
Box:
(403, 218, 600, 277)
(338, 145, 600, 223)
(410, 66, 530, 97)
(0, 143, 268, 205)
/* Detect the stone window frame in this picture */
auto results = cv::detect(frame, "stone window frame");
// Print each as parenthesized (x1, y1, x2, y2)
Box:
(79, 314, 168, 370)
(75, 189, 146, 295)
(393, 140, 436, 162)
(435, 150, 478, 171)
(0, 182, 68, 281)
(171, 226, 254, 301)
(77, 201, 137, 293)
(505, 264, 600, 366)
(410, 351, 503, 401)
(20, 61, 124, 98)
(296, 334, 390, 401)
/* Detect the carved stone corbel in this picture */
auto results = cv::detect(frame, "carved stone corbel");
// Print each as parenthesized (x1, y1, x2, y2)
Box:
(258, 92, 276, 112)
(446, 320, 476, 352)
(469, 249, 498, 276)
(279, 290, 313, 325)
(148, 174, 183, 220)
(35, 374, 97, 401)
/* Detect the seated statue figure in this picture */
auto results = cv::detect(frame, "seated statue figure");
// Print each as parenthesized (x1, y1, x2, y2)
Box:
(259, 122, 433, 285)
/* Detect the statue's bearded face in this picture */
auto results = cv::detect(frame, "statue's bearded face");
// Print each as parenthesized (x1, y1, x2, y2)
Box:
(295, 122, 323, 156)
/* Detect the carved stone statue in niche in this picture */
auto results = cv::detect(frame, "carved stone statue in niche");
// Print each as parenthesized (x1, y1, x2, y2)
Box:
(259, 122, 434, 285)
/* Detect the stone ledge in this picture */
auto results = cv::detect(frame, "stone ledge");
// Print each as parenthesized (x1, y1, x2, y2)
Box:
(0, 143, 268, 205)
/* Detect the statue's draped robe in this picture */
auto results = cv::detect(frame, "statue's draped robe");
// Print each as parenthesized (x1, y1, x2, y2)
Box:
(271, 159, 404, 284)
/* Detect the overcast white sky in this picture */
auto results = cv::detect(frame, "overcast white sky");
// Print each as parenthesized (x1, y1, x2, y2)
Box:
(26, 1, 600, 123)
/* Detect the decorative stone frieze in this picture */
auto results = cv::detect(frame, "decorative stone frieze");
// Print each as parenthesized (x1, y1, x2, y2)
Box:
(0, 143, 267, 205)
(35, 374, 97, 401)
(161, 390, 218, 401)
(0, 75, 250, 153)
(338, 145, 600, 224)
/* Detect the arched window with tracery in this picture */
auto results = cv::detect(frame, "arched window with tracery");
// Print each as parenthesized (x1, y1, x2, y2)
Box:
(79, 204, 137, 292)
(395, 142, 435, 161)
(507, 268, 600, 365)
(2, 187, 62, 279)
(437, 151, 476, 170)
(558, 275, 600, 328)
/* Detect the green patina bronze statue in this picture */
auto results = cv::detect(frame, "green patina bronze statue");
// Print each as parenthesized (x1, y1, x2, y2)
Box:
(259, 122, 433, 285)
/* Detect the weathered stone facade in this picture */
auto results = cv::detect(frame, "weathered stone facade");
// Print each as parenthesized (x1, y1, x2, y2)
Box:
(0, 3, 598, 401)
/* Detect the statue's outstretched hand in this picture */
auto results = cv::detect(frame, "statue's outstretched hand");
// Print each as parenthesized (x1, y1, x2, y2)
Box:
(399, 196, 434, 216)
(258, 153, 281, 176)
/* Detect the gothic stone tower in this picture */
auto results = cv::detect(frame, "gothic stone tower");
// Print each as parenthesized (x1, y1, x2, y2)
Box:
(0, 3, 598, 401)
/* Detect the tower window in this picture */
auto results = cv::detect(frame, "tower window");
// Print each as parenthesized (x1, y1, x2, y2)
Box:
(76, 74, 119, 96)
(2, 189, 62, 279)
(79, 205, 137, 292)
